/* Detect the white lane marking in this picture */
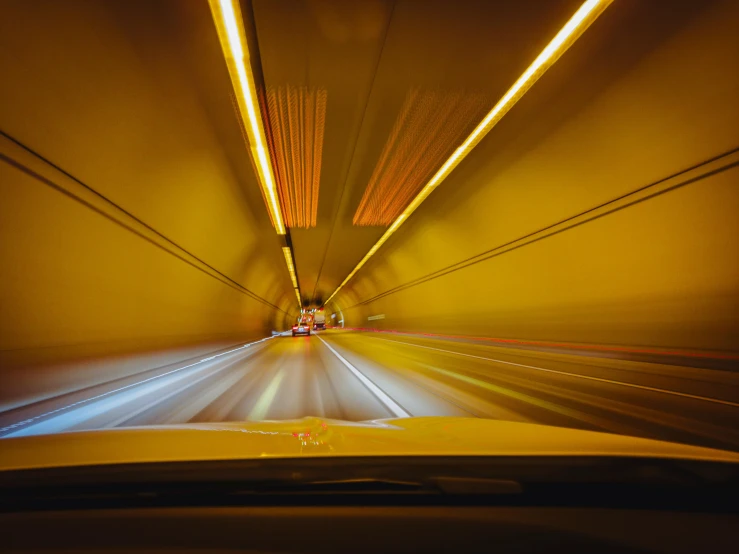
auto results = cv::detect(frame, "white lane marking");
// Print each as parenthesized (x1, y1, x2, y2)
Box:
(248, 368, 286, 420)
(0, 336, 276, 436)
(370, 337, 739, 408)
(317, 336, 410, 418)
(5, 363, 205, 437)
(4, 343, 271, 437)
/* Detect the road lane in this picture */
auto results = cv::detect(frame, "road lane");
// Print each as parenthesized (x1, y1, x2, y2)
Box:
(322, 331, 739, 451)
(317, 336, 410, 418)
(0, 333, 398, 437)
(1, 329, 738, 452)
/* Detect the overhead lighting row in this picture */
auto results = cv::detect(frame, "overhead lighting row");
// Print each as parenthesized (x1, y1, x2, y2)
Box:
(281, 246, 302, 308)
(210, 0, 302, 309)
(208, 0, 286, 235)
(325, 0, 613, 306)
(282, 247, 298, 289)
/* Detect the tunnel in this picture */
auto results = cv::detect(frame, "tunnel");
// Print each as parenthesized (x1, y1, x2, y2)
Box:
(1, 0, 738, 451)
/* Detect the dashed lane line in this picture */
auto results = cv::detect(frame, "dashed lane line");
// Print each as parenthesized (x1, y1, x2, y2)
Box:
(248, 367, 286, 421)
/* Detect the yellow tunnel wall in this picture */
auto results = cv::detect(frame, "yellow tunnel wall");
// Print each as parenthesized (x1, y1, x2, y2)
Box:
(0, 138, 295, 364)
(0, 0, 297, 379)
(331, 0, 739, 353)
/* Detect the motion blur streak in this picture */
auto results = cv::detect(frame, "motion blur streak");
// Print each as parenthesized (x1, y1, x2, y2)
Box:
(370, 336, 739, 408)
(0, 337, 276, 437)
(1, 331, 737, 452)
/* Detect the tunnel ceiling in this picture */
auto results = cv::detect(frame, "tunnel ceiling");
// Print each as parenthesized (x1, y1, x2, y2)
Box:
(1, 0, 615, 313)
(251, 0, 584, 305)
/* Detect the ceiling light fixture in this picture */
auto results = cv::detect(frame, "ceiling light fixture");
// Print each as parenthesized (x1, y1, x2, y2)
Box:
(208, 0, 286, 234)
(353, 89, 490, 226)
(282, 246, 299, 289)
(325, 0, 613, 306)
(267, 85, 327, 228)
(282, 246, 302, 308)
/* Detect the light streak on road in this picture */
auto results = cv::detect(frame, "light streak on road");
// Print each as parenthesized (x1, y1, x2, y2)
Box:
(0, 336, 276, 437)
(249, 368, 286, 420)
(0, 331, 737, 453)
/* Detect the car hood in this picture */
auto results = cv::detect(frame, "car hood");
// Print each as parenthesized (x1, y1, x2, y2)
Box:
(1, 417, 738, 471)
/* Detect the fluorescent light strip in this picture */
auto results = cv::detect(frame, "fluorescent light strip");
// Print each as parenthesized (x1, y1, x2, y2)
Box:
(325, 0, 613, 305)
(282, 247, 302, 308)
(209, 0, 286, 235)
(282, 246, 299, 289)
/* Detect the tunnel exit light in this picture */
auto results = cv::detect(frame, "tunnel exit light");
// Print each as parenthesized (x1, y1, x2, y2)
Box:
(208, 0, 286, 235)
(325, 0, 613, 306)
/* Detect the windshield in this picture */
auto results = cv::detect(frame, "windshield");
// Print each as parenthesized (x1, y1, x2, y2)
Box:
(1, 0, 738, 465)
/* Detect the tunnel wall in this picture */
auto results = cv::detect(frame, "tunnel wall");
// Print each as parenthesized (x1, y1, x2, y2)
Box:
(331, 0, 739, 353)
(0, 133, 296, 409)
(0, 136, 294, 357)
(0, 1, 296, 409)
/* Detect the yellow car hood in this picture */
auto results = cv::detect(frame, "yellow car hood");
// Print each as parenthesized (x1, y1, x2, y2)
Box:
(1, 417, 738, 472)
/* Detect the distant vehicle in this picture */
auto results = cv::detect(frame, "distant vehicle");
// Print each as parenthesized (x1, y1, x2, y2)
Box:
(313, 311, 326, 330)
(292, 317, 311, 337)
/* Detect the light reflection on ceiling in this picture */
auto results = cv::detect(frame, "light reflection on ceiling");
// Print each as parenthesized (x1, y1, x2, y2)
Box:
(353, 89, 490, 227)
(264, 85, 327, 228)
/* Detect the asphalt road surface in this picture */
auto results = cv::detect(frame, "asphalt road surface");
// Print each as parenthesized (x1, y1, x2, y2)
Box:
(2, 330, 738, 451)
